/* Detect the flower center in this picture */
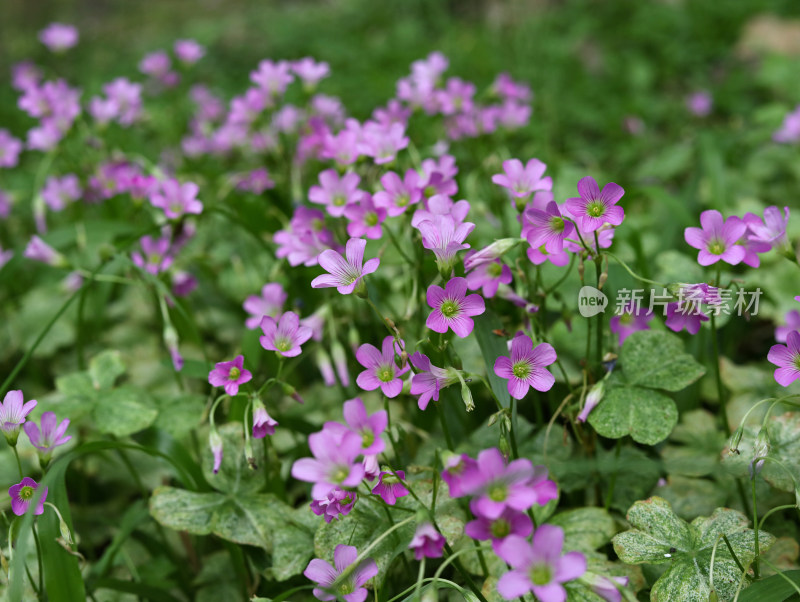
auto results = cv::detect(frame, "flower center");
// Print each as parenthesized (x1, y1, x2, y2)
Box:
(490, 518, 511, 539)
(488, 483, 507, 502)
(378, 366, 395, 382)
(708, 240, 726, 255)
(424, 185, 437, 197)
(312, 218, 324, 231)
(275, 337, 292, 352)
(440, 300, 460, 318)
(339, 582, 354, 595)
(170, 203, 184, 215)
(19, 486, 34, 500)
(487, 263, 503, 278)
(148, 253, 162, 264)
(794, 355, 800, 371)
(529, 564, 552, 586)
(549, 216, 565, 233)
(332, 467, 349, 484)
(361, 430, 375, 448)
(228, 367, 241, 380)
(587, 201, 605, 218)
(332, 194, 346, 206)
(396, 194, 409, 207)
(365, 211, 379, 226)
(512, 360, 531, 379)
(620, 313, 633, 325)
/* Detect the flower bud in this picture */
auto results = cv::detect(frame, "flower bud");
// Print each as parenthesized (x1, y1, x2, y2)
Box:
(330, 339, 350, 386)
(281, 382, 304, 404)
(728, 425, 744, 454)
(749, 429, 770, 479)
(499, 434, 511, 457)
(244, 437, 257, 470)
(460, 382, 474, 412)
(209, 429, 223, 474)
(315, 348, 336, 387)
(576, 381, 605, 423)
(463, 238, 523, 271)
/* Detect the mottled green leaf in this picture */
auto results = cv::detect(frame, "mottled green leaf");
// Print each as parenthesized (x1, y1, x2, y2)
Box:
(202, 422, 262, 496)
(662, 410, 726, 478)
(550, 507, 616, 554)
(621, 330, 705, 392)
(93, 386, 158, 437)
(149, 487, 224, 535)
(89, 350, 126, 390)
(154, 393, 205, 438)
(588, 385, 678, 444)
(653, 476, 728, 520)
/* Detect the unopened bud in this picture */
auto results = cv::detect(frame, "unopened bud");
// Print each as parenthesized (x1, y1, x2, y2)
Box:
(460, 382, 474, 412)
(499, 434, 511, 457)
(598, 271, 608, 290)
(749, 429, 770, 479)
(330, 340, 350, 387)
(463, 238, 523, 271)
(281, 382, 304, 404)
(729, 425, 744, 454)
(708, 591, 718, 602)
(244, 438, 256, 470)
(315, 348, 336, 387)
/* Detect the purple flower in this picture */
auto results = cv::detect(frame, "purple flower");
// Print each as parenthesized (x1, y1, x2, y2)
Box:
(465, 258, 512, 298)
(371, 470, 409, 505)
(275, 207, 338, 267)
(339, 397, 387, 455)
(492, 158, 552, 200)
(23, 411, 71, 458)
(609, 303, 653, 346)
(426, 277, 485, 338)
(409, 522, 446, 560)
(24, 235, 65, 267)
(355, 337, 409, 398)
(0, 244, 13, 269)
(174, 39, 205, 64)
(460, 448, 557, 520)
(101, 78, 143, 126)
(418, 215, 475, 273)
(373, 170, 422, 216)
(409, 352, 458, 410)
(412, 195, 470, 228)
(12, 61, 41, 92)
(358, 121, 409, 164)
(172, 271, 197, 297)
(139, 51, 172, 78)
(564, 176, 625, 233)
(494, 335, 556, 399)
(442, 453, 478, 497)
(774, 105, 800, 144)
(1, 390, 38, 445)
(310, 488, 357, 523)
(0, 129, 23, 168)
(523, 201, 575, 254)
(344, 194, 387, 240)
(150, 179, 203, 219)
(39, 23, 78, 52)
(252, 401, 278, 438)
(465, 508, 533, 551)
(311, 238, 380, 296)
(209, 430, 223, 474)
(576, 381, 605, 424)
(309, 170, 363, 217)
(233, 168, 275, 194)
(686, 91, 712, 117)
(244, 283, 287, 329)
(8, 477, 48, 516)
(293, 58, 330, 87)
(250, 60, 294, 98)
(292, 429, 365, 498)
(777, 309, 800, 344)
(745, 206, 790, 250)
(41, 174, 81, 211)
(768, 330, 800, 387)
(527, 244, 571, 267)
(496, 527, 587, 601)
(665, 302, 709, 335)
(208, 355, 252, 396)
(304, 544, 378, 602)
(586, 575, 629, 602)
(684, 210, 746, 266)
(260, 311, 313, 357)
(131, 235, 173, 275)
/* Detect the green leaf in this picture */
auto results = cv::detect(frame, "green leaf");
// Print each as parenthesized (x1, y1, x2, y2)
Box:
(549, 507, 617, 554)
(93, 386, 158, 437)
(473, 311, 511, 409)
(88, 350, 126, 390)
(588, 385, 678, 444)
(653, 476, 728, 520)
(154, 392, 205, 438)
(613, 497, 776, 602)
(621, 330, 706, 392)
(738, 570, 800, 602)
(202, 422, 262, 496)
(662, 410, 726, 478)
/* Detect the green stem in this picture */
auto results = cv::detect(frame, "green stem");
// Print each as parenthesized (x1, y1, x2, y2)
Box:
(12, 446, 24, 480)
(384, 222, 415, 265)
(544, 253, 576, 294)
(414, 557, 426, 601)
(709, 313, 730, 436)
(722, 534, 747, 576)
(752, 478, 760, 579)
(604, 251, 666, 286)
(760, 558, 800, 596)
(437, 403, 455, 451)
(758, 505, 797, 532)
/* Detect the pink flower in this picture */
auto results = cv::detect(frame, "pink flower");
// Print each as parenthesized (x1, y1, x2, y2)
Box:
(274, 207, 338, 267)
(355, 337, 409, 398)
(576, 381, 605, 424)
(371, 470, 409, 505)
(464, 508, 533, 551)
(139, 51, 172, 78)
(344, 194, 387, 240)
(609, 303, 653, 346)
(527, 244, 571, 267)
(41, 174, 81, 211)
(338, 397, 387, 455)
(309, 170, 363, 217)
(8, 477, 47, 516)
(465, 259, 512, 298)
(311, 238, 380, 296)
(426, 277, 485, 338)
(0, 129, 23, 168)
(252, 401, 278, 438)
(409, 352, 458, 410)
(494, 335, 556, 399)
(373, 169, 422, 216)
(250, 60, 294, 98)
(745, 206, 790, 250)
(243, 283, 287, 330)
(409, 522, 446, 560)
(23, 411, 71, 457)
(292, 58, 330, 87)
(418, 215, 475, 273)
(310, 488, 357, 523)
(776, 309, 800, 343)
(260, 311, 313, 357)
(209, 430, 223, 473)
(174, 39, 205, 64)
(564, 176, 625, 233)
(131, 235, 173, 275)
(358, 121, 409, 164)
(442, 453, 478, 497)
(496, 527, 587, 601)
(686, 91, 712, 117)
(768, 330, 800, 387)
(208, 355, 252, 396)
(304, 544, 377, 602)
(491, 158, 552, 199)
(150, 179, 203, 219)
(459, 448, 557, 520)
(684, 210, 747, 266)
(774, 105, 800, 144)
(665, 302, 709, 335)
(24, 235, 65, 266)
(291, 429, 365, 499)
(1, 390, 38, 445)
(523, 201, 575, 253)
(39, 23, 78, 52)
